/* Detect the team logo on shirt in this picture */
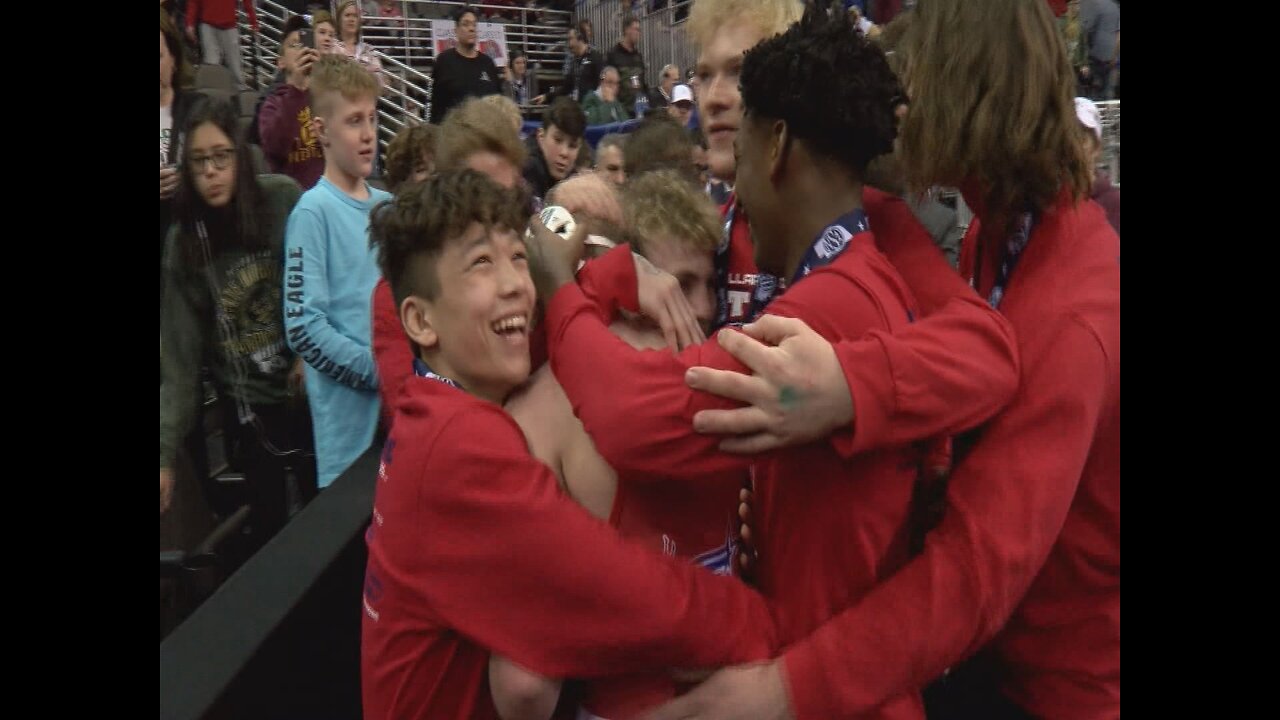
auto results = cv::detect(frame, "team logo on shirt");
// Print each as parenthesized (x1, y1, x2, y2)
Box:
(480, 71, 490, 82)
(691, 530, 738, 577)
(816, 224, 853, 260)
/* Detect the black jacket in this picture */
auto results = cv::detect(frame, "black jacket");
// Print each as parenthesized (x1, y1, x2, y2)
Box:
(560, 47, 604, 102)
(605, 42, 648, 113)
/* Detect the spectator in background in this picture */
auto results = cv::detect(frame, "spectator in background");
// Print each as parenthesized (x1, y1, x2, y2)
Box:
(363, 0, 406, 50)
(623, 114, 698, 183)
(561, 26, 604, 102)
(502, 50, 545, 107)
(1080, 0, 1119, 99)
(431, 6, 502, 123)
(334, 0, 385, 85)
(185, 0, 258, 90)
(383, 123, 439, 194)
(650, 63, 680, 111)
(690, 127, 731, 205)
(524, 98, 586, 201)
(606, 15, 649, 117)
(258, 16, 326, 190)
(1075, 97, 1120, 235)
(849, 4, 881, 37)
(595, 133, 627, 186)
(562, 18, 593, 83)
(668, 83, 695, 127)
(282, 55, 389, 489)
(160, 96, 315, 535)
(575, 139, 593, 172)
(313, 10, 338, 52)
(582, 67, 628, 125)
(161, 9, 198, 270)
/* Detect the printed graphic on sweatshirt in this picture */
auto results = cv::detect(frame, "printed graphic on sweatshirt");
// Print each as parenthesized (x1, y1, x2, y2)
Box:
(691, 528, 738, 576)
(219, 251, 291, 375)
(289, 106, 322, 165)
(284, 245, 368, 386)
(160, 127, 171, 165)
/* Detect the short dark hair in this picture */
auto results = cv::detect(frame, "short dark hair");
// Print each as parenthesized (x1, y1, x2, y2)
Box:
(623, 14, 639, 30)
(740, 5, 901, 179)
(282, 14, 310, 41)
(623, 115, 697, 181)
(542, 97, 587, 140)
(371, 169, 528, 305)
(454, 6, 477, 23)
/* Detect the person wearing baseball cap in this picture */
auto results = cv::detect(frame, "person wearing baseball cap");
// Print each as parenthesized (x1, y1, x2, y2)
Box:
(668, 83, 695, 127)
(1075, 97, 1120, 235)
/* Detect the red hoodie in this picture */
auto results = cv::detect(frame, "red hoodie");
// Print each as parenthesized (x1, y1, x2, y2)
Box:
(361, 377, 779, 720)
(545, 219, 939, 720)
(186, 0, 257, 32)
(726, 188, 1021, 450)
(781, 191, 1120, 719)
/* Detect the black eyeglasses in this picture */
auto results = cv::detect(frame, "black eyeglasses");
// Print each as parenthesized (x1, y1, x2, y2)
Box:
(189, 148, 235, 172)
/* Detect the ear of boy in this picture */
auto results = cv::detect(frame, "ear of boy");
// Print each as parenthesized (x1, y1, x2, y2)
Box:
(400, 296, 439, 350)
(313, 116, 328, 146)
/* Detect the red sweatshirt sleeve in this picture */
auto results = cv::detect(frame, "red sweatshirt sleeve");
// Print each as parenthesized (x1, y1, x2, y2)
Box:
(416, 402, 778, 678)
(527, 244, 637, 370)
(256, 86, 298, 168)
(831, 194, 1019, 456)
(241, 0, 258, 31)
(186, 0, 202, 29)
(544, 282, 752, 480)
(575, 242, 641, 319)
(371, 279, 412, 428)
(781, 313, 1111, 718)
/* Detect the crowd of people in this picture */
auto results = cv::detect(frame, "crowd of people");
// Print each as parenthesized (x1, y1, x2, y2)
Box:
(160, 0, 1120, 718)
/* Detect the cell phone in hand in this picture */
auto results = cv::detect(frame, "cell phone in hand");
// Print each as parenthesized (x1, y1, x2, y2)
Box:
(299, 29, 315, 49)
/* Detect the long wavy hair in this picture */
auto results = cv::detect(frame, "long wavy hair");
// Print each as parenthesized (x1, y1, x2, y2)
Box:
(898, 0, 1091, 229)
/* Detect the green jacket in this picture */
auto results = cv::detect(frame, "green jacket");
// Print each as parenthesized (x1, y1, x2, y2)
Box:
(159, 174, 303, 467)
(581, 91, 628, 126)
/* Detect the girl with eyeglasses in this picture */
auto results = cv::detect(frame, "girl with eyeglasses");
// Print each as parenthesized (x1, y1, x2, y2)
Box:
(159, 97, 317, 549)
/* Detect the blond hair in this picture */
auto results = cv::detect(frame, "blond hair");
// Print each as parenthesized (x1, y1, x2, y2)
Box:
(310, 53, 380, 117)
(623, 170, 721, 258)
(687, 0, 802, 48)
(435, 97, 528, 172)
(477, 94, 524, 135)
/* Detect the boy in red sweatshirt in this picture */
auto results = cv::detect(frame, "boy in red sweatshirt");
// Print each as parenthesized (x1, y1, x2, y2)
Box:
(360, 169, 779, 720)
(524, 10, 937, 718)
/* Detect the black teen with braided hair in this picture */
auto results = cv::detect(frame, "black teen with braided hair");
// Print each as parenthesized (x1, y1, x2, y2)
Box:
(522, 7, 1008, 717)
